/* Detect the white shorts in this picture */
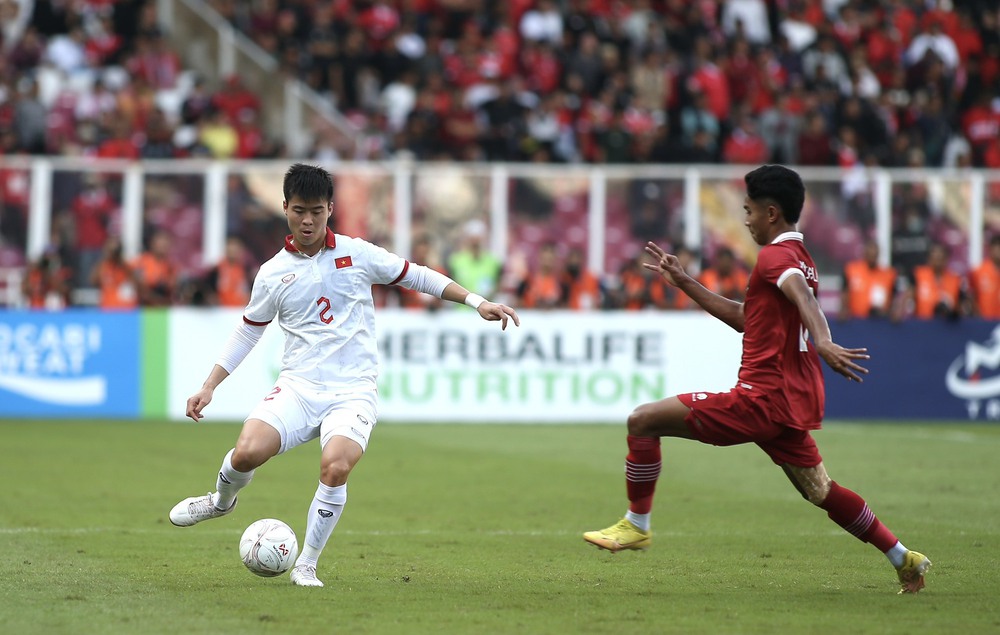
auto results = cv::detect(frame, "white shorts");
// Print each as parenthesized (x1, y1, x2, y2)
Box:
(246, 378, 378, 454)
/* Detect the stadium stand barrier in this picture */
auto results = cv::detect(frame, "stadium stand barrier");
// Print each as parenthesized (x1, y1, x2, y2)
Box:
(3, 158, 999, 309)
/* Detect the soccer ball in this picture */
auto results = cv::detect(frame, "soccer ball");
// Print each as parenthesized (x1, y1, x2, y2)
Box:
(239, 518, 299, 577)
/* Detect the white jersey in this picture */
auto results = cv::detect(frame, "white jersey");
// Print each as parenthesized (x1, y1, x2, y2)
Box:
(244, 229, 410, 392)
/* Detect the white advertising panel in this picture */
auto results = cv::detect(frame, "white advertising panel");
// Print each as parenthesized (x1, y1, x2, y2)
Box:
(167, 309, 743, 423)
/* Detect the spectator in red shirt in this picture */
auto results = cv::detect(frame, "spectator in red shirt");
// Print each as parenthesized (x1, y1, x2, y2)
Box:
(520, 41, 562, 95)
(97, 115, 140, 159)
(797, 110, 835, 166)
(951, 9, 984, 63)
(71, 172, 118, 286)
(962, 91, 1000, 166)
(85, 14, 124, 66)
(125, 30, 181, 90)
(212, 75, 261, 124)
(688, 37, 731, 121)
(722, 112, 769, 165)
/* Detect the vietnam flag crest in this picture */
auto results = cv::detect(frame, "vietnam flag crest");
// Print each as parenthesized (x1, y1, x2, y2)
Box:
(335, 256, 353, 269)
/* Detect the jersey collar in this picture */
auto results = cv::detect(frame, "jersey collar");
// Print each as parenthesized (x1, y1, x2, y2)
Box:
(771, 231, 803, 244)
(284, 227, 337, 253)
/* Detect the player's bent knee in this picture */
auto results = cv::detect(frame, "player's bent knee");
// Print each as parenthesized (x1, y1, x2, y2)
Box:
(233, 437, 279, 472)
(626, 404, 657, 436)
(786, 464, 832, 505)
(320, 458, 354, 486)
(627, 399, 692, 438)
(231, 445, 268, 472)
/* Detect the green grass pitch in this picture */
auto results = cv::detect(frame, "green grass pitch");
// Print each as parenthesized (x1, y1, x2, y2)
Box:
(1, 419, 998, 635)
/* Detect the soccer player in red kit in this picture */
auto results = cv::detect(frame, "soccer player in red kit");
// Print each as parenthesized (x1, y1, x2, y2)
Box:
(583, 165, 931, 594)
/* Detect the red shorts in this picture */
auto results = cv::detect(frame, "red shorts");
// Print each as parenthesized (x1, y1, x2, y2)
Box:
(677, 389, 822, 468)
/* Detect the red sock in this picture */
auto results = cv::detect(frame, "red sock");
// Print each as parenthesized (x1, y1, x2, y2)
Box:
(625, 435, 661, 514)
(819, 481, 898, 552)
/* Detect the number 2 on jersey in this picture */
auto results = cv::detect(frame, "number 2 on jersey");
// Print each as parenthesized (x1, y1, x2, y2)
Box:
(316, 297, 334, 324)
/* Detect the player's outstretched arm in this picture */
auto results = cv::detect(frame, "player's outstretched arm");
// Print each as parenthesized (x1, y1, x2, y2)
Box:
(441, 282, 520, 330)
(644, 242, 745, 332)
(781, 274, 870, 382)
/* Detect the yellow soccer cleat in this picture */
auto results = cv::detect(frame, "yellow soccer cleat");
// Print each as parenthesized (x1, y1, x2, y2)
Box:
(583, 518, 651, 552)
(896, 550, 931, 594)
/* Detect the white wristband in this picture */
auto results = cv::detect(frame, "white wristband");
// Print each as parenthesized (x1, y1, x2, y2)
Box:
(464, 293, 487, 309)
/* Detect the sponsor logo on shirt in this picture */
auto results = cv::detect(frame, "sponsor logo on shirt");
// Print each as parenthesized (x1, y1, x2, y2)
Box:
(798, 260, 818, 282)
(281, 273, 296, 284)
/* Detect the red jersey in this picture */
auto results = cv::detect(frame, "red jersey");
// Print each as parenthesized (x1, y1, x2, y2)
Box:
(739, 232, 824, 430)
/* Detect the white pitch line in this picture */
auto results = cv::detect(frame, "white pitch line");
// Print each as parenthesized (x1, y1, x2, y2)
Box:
(827, 426, 991, 444)
(0, 526, 848, 537)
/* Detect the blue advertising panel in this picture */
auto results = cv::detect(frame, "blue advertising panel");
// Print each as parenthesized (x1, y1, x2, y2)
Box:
(824, 319, 1000, 421)
(0, 310, 141, 418)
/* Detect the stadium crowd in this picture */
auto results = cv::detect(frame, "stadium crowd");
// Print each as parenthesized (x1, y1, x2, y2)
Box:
(2, 0, 1000, 318)
(2, 0, 998, 165)
(207, 0, 999, 168)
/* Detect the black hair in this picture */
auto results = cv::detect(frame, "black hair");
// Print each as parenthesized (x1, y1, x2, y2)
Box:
(744, 164, 806, 224)
(283, 163, 334, 204)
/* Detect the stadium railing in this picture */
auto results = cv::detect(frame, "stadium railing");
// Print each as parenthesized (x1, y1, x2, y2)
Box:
(3, 156, 1000, 308)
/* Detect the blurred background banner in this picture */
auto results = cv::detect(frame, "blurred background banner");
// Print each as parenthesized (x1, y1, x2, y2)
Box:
(0, 309, 140, 417)
(824, 318, 1000, 421)
(162, 309, 742, 423)
(5, 308, 1000, 423)
(374, 310, 742, 422)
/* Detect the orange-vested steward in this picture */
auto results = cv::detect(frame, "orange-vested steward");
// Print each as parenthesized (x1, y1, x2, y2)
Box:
(700, 268, 750, 301)
(565, 271, 601, 310)
(132, 252, 175, 299)
(843, 260, 896, 318)
(619, 269, 653, 310)
(216, 261, 249, 307)
(970, 260, 1000, 319)
(521, 273, 563, 308)
(913, 265, 961, 319)
(24, 267, 47, 308)
(97, 260, 137, 309)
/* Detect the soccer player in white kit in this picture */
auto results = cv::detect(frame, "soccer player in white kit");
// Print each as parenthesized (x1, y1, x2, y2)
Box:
(169, 164, 520, 587)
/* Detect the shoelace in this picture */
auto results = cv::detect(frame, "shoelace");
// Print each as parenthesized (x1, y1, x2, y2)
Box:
(189, 493, 215, 514)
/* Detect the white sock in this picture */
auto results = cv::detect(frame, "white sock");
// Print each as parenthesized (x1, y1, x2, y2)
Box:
(625, 510, 651, 532)
(213, 449, 253, 510)
(885, 541, 908, 568)
(295, 482, 347, 568)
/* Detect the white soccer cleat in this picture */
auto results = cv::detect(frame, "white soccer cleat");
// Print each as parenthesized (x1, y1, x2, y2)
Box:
(290, 564, 324, 587)
(169, 492, 237, 527)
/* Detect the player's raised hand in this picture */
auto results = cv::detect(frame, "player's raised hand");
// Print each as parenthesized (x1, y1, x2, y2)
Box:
(478, 301, 521, 330)
(816, 341, 870, 383)
(185, 387, 214, 422)
(643, 241, 686, 287)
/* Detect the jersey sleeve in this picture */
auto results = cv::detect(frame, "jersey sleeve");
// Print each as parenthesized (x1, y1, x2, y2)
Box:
(359, 239, 409, 285)
(243, 273, 276, 325)
(757, 245, 804, 288)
